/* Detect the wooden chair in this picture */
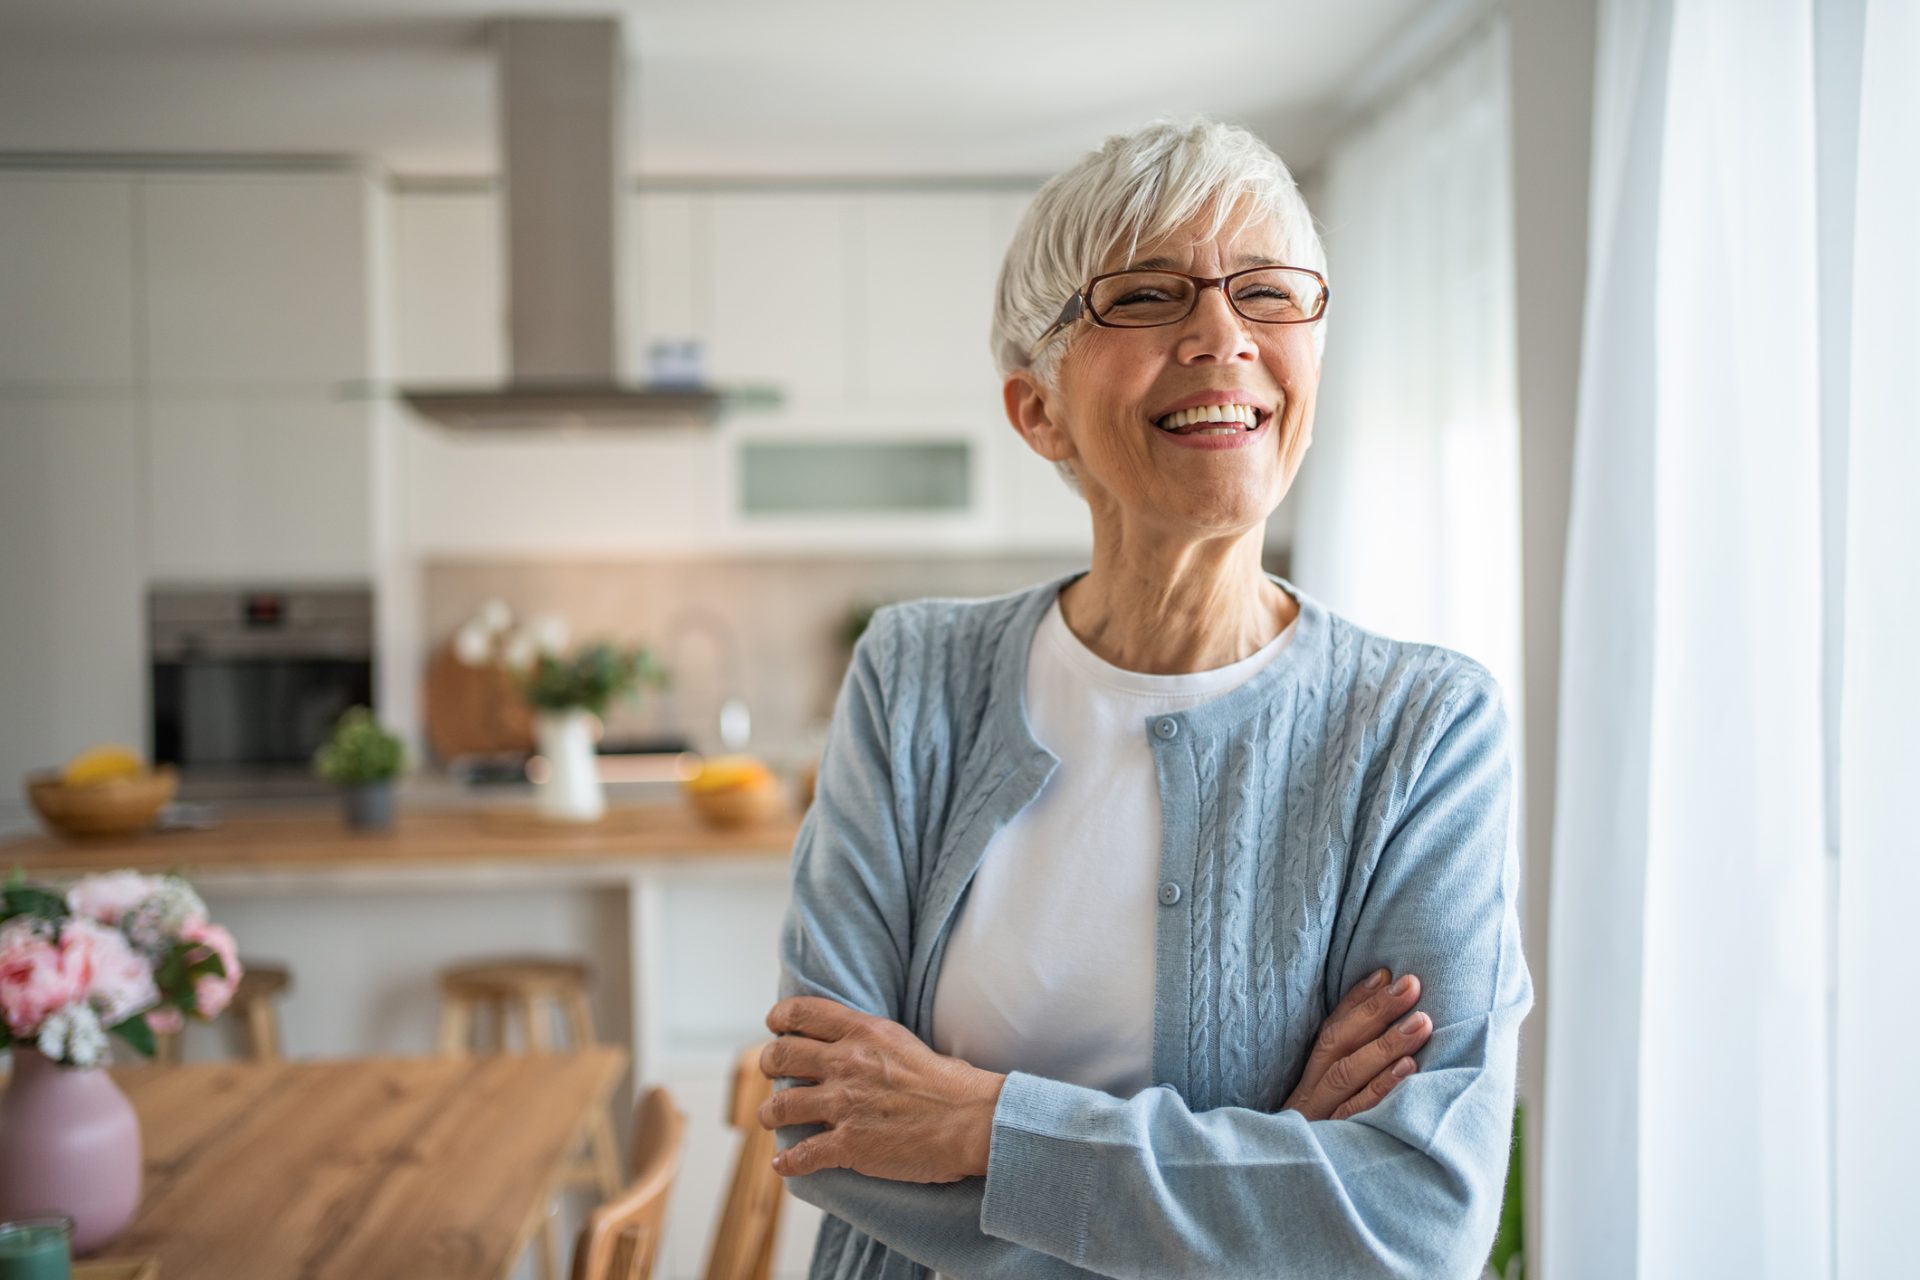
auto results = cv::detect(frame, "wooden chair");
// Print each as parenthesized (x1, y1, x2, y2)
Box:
(152, 961, 291, 1065)
(437, 957, 625, 1280)
(700, 1041, 787, 1280)
(570, 1086, 687, 1280)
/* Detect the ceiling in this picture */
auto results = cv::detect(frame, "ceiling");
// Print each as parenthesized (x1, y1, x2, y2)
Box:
(0, 0, 1447, 178)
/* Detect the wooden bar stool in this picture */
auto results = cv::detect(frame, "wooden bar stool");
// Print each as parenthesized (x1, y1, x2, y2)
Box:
(152, 961, 291, 1065)
(436, 957, 625, 1280)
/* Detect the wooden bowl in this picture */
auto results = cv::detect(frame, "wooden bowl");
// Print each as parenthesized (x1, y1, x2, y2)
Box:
(25, 766, 178, 839)
(686, 780, 788, 829)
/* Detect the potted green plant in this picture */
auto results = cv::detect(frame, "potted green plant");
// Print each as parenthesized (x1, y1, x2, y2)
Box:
(516, 643, 668, 823)
(311, 706, 405, 829)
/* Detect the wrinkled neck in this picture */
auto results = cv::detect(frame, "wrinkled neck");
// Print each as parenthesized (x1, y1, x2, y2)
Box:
(1061, 537, 1292, 674)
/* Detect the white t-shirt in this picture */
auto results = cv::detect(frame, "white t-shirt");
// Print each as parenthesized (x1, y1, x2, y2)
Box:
(929, 597, 1299, 1102)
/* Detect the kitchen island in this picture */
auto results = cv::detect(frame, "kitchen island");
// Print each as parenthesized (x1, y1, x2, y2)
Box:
(0, 799, 799, 878)
(0, 796, 819, 1280)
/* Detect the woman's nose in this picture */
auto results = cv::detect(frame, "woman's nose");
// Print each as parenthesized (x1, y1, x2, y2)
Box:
(1176, 284, 1260, 363)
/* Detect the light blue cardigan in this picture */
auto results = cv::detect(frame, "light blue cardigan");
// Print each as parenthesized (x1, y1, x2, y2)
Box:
(773, 569, 1531, 1279)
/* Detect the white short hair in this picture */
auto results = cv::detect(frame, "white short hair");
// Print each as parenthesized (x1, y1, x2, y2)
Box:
(991, 116, 1327, 495)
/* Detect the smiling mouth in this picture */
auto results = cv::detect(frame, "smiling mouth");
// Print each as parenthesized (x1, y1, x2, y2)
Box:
(1151, 403, 1271, 435)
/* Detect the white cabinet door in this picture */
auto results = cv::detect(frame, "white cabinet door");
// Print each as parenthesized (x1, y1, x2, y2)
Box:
(388, 189, 504, 385)
(142, 174, 373, 389)
(707, 193, 851, 409)
(990, 420, 1094, 554)
(147, 399, 373, 579)
(982, 190, 1091, 551)
(398, 417, 726, 556)
(855, 193, 1001, 407)
(628, 190, 708, 383)
(0, 400, 147, 792)
(0, 175, 138, 388)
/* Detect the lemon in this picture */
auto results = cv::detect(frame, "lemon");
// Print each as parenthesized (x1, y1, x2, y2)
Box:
(62, 744, 147, 787)
(685, 755, 775, 794)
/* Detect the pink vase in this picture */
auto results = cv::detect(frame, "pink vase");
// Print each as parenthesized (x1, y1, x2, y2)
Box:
(0, 1048, 143, 1255)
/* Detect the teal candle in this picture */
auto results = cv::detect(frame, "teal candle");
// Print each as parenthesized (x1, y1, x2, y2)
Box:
(0, 1217, 71, 1280)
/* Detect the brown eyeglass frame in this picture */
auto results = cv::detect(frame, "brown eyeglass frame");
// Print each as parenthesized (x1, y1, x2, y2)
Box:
(1027, 266, 1330, 362)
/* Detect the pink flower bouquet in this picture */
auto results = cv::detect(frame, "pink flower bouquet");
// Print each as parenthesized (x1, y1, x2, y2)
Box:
(0, 869, 241, 1068)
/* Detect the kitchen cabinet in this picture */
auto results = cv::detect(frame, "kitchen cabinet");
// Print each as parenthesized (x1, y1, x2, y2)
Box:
(388, 188, 505, 384)
(0, 169, 384, 824)
(397, 416, 728, 556)
(392, 187, 707, 388)
(706, 192, 853, 408)
(0, 175, 138, 389)
(384, 181, 1098, 555)
(629, 190, 707, 382)
(387, 186, 731, 557)
(715, 410, 993, 553)
(855, 193, 1002, 406)
(987, 422, 1095, 553)
(142, 173, 374, 389)
(147, 398, 374, 578)
(0, 400, 147, 796)
(737, 438, 972, 516)
(979, 189, 1094, 552)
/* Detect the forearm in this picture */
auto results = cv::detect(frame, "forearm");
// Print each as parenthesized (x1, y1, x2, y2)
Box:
(783, 1029, 1513, 1280)
(979, 1020, 1520, 1280)
(773, 1110, 1109, 1280)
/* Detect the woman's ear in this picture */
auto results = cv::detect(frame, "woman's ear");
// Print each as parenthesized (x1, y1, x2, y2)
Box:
(1003, 371, 1075, 465)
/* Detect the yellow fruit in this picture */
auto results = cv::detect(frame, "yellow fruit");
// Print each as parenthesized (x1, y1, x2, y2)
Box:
(685, 755, 776, 794)
(62, 744, 147, 787)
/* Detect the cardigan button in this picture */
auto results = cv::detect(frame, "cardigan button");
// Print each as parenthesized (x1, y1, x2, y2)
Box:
(1158, 881, 1182, 906)
(1154, 717, 1179, 739)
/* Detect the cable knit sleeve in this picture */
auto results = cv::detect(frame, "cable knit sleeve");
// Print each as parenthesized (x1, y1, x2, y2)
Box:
(773, 608, 916, 1022)
(973, 670, 1532, 1280)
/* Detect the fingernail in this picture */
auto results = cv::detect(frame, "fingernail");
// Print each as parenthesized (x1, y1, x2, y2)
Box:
(1367, 969, 1389, 990)
(1398, 1012, 1425, 1036)
(1390, 976, 1412, 996)
(1392, 1058, 1417, 1078)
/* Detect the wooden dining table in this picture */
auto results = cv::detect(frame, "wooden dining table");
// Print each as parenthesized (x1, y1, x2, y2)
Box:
(92, 1048, 627, 1279)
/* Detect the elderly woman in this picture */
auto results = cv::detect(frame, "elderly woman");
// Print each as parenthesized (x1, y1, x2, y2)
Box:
(757, 118, 1531, 1280)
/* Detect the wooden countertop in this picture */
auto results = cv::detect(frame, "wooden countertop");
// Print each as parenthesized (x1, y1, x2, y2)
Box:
(0, 801, 801, 876)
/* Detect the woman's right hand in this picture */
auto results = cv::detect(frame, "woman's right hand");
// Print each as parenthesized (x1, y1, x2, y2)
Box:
(1280, 969, 1431, 1121)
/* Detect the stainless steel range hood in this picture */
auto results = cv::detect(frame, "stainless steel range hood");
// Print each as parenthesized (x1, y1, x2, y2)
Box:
(402, 17, 759, 429)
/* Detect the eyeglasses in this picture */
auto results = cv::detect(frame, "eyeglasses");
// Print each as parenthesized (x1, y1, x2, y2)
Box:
(1027, 266, 1330, 362)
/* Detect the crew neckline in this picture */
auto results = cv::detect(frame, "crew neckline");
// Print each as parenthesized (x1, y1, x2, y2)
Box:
(984, 568, 1331, 771)
(1038, 596, 1297, 699)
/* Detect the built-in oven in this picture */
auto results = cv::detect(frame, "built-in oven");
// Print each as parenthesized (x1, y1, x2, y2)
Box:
(149, 586, 375, 799)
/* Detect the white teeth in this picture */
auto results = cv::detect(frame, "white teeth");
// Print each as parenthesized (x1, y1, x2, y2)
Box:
(1154, 402, 1262, 431)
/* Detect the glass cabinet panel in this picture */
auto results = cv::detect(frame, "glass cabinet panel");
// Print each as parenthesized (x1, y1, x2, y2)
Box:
(738, 439, 971, 515)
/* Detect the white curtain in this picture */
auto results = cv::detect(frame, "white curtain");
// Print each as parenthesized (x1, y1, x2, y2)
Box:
(1544, 1, 1917, 1276)
(1291, 18, 1524, 708)
(1834, 1, 1919, 1275)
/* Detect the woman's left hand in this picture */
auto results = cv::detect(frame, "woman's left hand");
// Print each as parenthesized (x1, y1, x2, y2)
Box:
(758, 995, 1007, 1182)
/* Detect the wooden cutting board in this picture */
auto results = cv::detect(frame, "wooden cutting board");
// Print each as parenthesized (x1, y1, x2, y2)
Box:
(422, 640, 535, 762)
(76, 1261, 159, 1280)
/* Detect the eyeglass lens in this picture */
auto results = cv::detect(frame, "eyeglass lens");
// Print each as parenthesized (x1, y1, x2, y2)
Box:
(1087, 269, 1325, 326)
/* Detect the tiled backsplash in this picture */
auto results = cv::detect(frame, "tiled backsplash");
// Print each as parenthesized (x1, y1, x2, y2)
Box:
(424, 555, 1091, 770)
